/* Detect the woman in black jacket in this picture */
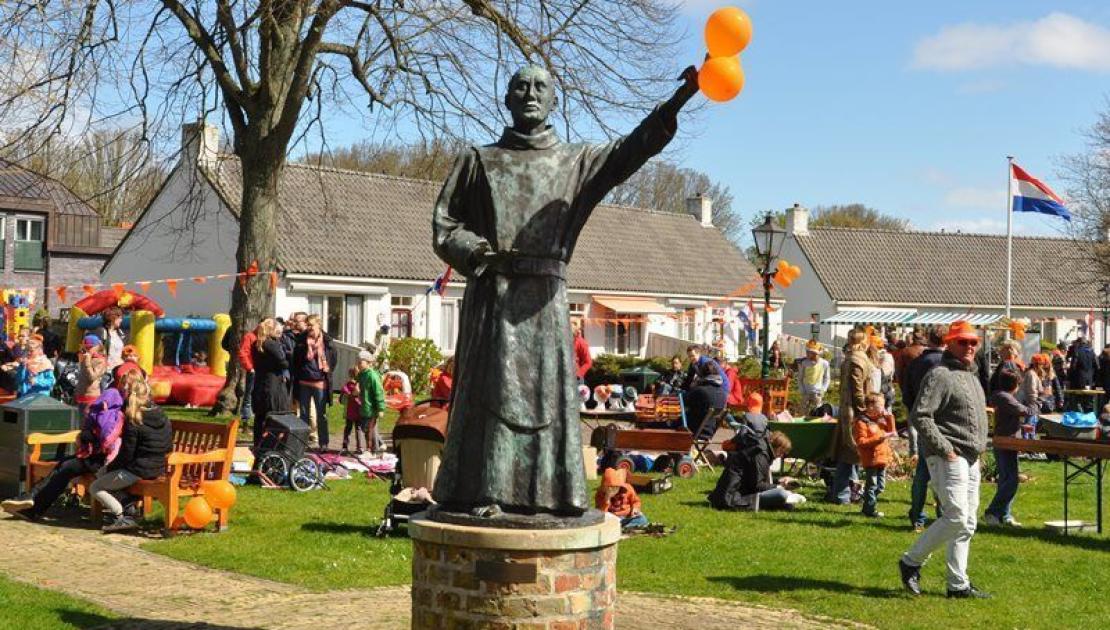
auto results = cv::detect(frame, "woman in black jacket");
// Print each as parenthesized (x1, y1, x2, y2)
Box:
(251, 319, 291, 448)
(91, 380, 172, 532)
(292, 314, 334, 449)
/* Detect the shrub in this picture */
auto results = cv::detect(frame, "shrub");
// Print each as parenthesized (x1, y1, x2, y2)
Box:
(380, 337, 442, 395)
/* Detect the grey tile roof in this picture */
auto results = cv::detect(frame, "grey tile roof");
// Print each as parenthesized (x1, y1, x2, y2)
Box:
(204, 157, 762, 299)
(794, 227, 1097, 308)
(0, 159, 98, 216)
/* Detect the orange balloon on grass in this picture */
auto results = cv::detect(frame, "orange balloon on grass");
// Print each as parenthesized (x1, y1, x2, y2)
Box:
(183, 496, 213, 529)
(699, 56, 745, 102)
(705, 7, 753, 57)
(203, 480, 237, 510)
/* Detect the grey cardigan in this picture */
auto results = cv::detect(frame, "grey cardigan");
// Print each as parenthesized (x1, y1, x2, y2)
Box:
(910, 352, 989, 463)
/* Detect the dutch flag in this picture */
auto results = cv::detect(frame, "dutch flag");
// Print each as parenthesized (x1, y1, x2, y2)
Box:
(1010, 163, 1070, 221)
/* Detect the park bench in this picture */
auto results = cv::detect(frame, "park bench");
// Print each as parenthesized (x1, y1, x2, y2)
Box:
(26, 418, 239, 531)
(26, 430, 91, 497)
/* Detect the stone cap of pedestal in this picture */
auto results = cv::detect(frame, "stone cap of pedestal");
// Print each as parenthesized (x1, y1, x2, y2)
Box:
(409, 512, 621, 551)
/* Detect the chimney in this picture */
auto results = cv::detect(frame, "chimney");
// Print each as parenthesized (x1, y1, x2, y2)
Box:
(785, 202, 809, 235)
(686, 194, 713, 228)
(181, 121, 220, 169)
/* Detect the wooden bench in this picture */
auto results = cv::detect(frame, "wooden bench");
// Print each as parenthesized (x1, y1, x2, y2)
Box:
(26, 419, 239, 531)
(737, 376, 792, 415)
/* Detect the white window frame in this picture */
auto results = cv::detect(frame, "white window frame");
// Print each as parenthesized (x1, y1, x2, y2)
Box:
(15, 216, 44, 242)
(440, 299, 459, 353)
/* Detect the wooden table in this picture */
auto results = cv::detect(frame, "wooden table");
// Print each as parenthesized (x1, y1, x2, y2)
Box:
(1063, 387, 1105, 412)
(994, 436, 1110, 534)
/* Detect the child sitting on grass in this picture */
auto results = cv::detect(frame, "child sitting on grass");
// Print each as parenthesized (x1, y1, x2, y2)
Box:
(341, 366, 365, 453)
(853, 392, 896, 518)
(595, 467, 647, 529)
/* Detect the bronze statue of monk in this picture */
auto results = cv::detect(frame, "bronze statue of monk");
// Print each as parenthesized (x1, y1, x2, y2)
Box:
(432, 64, 698, 518)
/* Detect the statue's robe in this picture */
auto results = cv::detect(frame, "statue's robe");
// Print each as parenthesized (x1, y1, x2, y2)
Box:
(432, 109, 676, 513)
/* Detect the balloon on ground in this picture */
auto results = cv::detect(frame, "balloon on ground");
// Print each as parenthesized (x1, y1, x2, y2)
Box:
(184, 496, 213, 529)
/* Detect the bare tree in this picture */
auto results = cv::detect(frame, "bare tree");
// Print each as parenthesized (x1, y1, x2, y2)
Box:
(0, 1, 685, 413)
(607, 160, 744, 243)
(300, 138, 463, 182)
(1060, 100, 1110, 284)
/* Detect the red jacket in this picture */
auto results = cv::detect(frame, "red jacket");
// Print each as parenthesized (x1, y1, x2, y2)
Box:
(723, 364, 744, 407)
(431, 373, 453, 409)
(238, 331, 257, 372)
(574, 334, 592, 379)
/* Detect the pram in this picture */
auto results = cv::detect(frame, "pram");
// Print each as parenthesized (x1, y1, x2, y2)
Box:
(255, 413, 323, 491)
(376, 398, 448, 536)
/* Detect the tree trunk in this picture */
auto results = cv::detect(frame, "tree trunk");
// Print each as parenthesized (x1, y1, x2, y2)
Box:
(212, 151, 284, 415)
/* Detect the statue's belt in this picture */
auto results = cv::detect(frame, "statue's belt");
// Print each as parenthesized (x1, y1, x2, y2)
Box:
(487, 254, 566, 279)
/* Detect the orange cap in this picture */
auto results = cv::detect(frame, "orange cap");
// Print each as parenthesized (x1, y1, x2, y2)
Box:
(745, 392, 764, 413)
(944, 320, 978, 342)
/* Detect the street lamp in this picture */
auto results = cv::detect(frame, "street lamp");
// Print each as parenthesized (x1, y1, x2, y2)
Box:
(751, 211, 786, 378)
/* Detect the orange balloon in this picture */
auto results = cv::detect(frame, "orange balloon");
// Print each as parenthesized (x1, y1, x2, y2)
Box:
(705, 7, 753, 57)
(699, 56, 745, 102)
(183, 496, 213, 529)
(203, 480, 237, 511)
(777, 259, 790, 272)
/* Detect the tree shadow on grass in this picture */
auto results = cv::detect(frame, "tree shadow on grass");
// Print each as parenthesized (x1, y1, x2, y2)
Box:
(300, 521, 377, 536)
(707, 575, 905, 599)
(67, 610, 262, 629)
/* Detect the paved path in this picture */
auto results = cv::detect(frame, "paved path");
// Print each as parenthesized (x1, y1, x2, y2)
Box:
(0, 516, 853, 629)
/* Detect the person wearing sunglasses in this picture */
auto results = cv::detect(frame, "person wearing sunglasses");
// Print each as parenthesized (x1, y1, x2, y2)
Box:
(898, 320, 990, 600)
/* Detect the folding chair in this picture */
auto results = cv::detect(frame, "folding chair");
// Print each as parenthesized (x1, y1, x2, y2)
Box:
(690, 407, 729, 472)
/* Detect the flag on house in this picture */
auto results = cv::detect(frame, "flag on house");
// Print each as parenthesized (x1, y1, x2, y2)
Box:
(428, 266, 453, 296)
(1010, 163, 1070, 221)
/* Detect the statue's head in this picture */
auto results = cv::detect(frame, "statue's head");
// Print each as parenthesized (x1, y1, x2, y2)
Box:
(504, 65, 556, 133)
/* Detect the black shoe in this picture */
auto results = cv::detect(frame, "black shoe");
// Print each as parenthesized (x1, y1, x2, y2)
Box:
(947, 584, 991, 599)
(102, 515, 139, 533)
(6, 507, 40, 523)
(898, 559, 922, 596)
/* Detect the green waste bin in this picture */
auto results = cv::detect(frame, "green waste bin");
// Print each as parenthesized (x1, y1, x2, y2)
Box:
(0, 394, 79, 499)
(619, 366, 661, 393)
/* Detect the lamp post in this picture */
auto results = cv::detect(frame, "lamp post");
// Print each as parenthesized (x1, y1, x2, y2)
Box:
(751, 211, 786, 379)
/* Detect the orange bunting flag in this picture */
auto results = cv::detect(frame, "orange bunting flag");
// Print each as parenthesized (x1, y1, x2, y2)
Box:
(82, 284, 97, 297)
(111, 282, 126, 297)
(192, 276, 208, 285)
(166, 279, 178, 298)
(55, 286, 68, 304)
(137, 281, 151, 294)
(269, 271, 279, 292)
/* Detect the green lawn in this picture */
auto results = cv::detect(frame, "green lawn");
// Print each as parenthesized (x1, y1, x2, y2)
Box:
(145, 460, 1110, 629)
(0, 574, 117, 630)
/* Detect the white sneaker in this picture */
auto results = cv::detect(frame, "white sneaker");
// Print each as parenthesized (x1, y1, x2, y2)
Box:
(982, 514, 1002, 526)
(2, 496, 34, 513)
(1002, 517, 1023, 527)
(785, 493, 807, 506)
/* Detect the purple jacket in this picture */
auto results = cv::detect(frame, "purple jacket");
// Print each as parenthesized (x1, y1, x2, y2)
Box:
(76, 387, 125, 464)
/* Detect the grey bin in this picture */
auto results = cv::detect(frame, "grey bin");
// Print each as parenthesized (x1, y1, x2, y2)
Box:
(0, 394, 79, 499)
(618, 366, 661, 393)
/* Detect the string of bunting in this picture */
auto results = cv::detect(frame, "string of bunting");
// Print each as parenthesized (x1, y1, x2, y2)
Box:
(36, 262, 281, 306)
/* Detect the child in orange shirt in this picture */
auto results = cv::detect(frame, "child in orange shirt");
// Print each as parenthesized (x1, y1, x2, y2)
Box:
(853, 392, 896, 518)
(595, 468, 647, 529)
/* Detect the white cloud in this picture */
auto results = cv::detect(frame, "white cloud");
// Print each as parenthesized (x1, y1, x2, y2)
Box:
(912, 12, 1110, 72)
(943, 186, 1005, 209)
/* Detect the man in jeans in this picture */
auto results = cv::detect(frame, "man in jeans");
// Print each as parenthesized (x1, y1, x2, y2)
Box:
(899, 320, 990, 599)
(901, 325, 947, 531)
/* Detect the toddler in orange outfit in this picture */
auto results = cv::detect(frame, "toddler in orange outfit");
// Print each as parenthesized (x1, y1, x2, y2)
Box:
(595, 468, 648, 530)
(853, 392, 896, 518)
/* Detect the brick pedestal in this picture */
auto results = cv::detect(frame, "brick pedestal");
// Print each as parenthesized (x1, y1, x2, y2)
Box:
(409, 513, 621, 629)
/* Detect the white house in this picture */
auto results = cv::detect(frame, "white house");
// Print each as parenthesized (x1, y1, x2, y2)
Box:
(777, 204, 1103, 348)
(102, 123, 782, 359)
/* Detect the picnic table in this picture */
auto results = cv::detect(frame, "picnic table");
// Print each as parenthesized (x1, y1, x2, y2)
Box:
(1063, 387, 1105, 412)
(994, 435, 1110, 534)
(768, 420, 836, 476)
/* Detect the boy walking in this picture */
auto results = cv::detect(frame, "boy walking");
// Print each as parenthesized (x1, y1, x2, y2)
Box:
(853, 392, 895, 518)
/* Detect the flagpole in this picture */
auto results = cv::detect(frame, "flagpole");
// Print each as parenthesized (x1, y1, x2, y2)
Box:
(1005, 155, 1014, 320)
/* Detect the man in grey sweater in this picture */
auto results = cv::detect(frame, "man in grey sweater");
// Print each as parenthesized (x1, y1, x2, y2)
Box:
(898, 320, 990, 599)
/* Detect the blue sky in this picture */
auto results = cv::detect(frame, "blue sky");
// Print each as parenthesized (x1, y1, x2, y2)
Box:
(666, 0, 1110, 236)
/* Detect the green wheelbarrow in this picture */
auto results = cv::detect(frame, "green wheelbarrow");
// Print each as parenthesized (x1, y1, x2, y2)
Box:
(768, 420, 836, 478)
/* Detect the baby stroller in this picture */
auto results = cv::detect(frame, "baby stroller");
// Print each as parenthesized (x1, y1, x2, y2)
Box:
(376, 398, 449, 536)
(255, 413, 323, 491)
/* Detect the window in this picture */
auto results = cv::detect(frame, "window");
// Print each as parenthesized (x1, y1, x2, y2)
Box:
(14, 217, 43, 271)
(391, 309, 412, 338)
(441, 300, 458, 353)
(604, 313, 643, 356)
(325, 295, 344, 340)
(344, 295, 364, 345)
(680, 309, 698, 341)
(392, 296, 413, 307)
(0, 216, 5, 269)
(304, 294, 362, 343)
(568, 302, 587, 317)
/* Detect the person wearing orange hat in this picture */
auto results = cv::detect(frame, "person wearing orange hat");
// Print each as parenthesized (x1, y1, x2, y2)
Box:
(899, 320, 990, 599)
(595, 468, 647, 529)
(798, 340, 829, 417)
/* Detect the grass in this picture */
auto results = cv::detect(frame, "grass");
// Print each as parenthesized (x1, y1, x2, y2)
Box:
(144, 458, 1110, 629)
(0, 574, 117, 630)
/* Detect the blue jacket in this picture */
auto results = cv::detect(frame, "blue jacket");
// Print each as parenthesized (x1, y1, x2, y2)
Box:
(684, 356, 730, 394)
(16, 362, 55, 397)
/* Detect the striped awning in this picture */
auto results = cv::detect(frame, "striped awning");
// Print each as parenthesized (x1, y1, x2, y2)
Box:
(821, 309, 916, 324)
(901, 312, 1002, 325)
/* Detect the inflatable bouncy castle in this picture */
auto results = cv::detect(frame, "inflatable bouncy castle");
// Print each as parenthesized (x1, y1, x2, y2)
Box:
(65, 289, 230, 407)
